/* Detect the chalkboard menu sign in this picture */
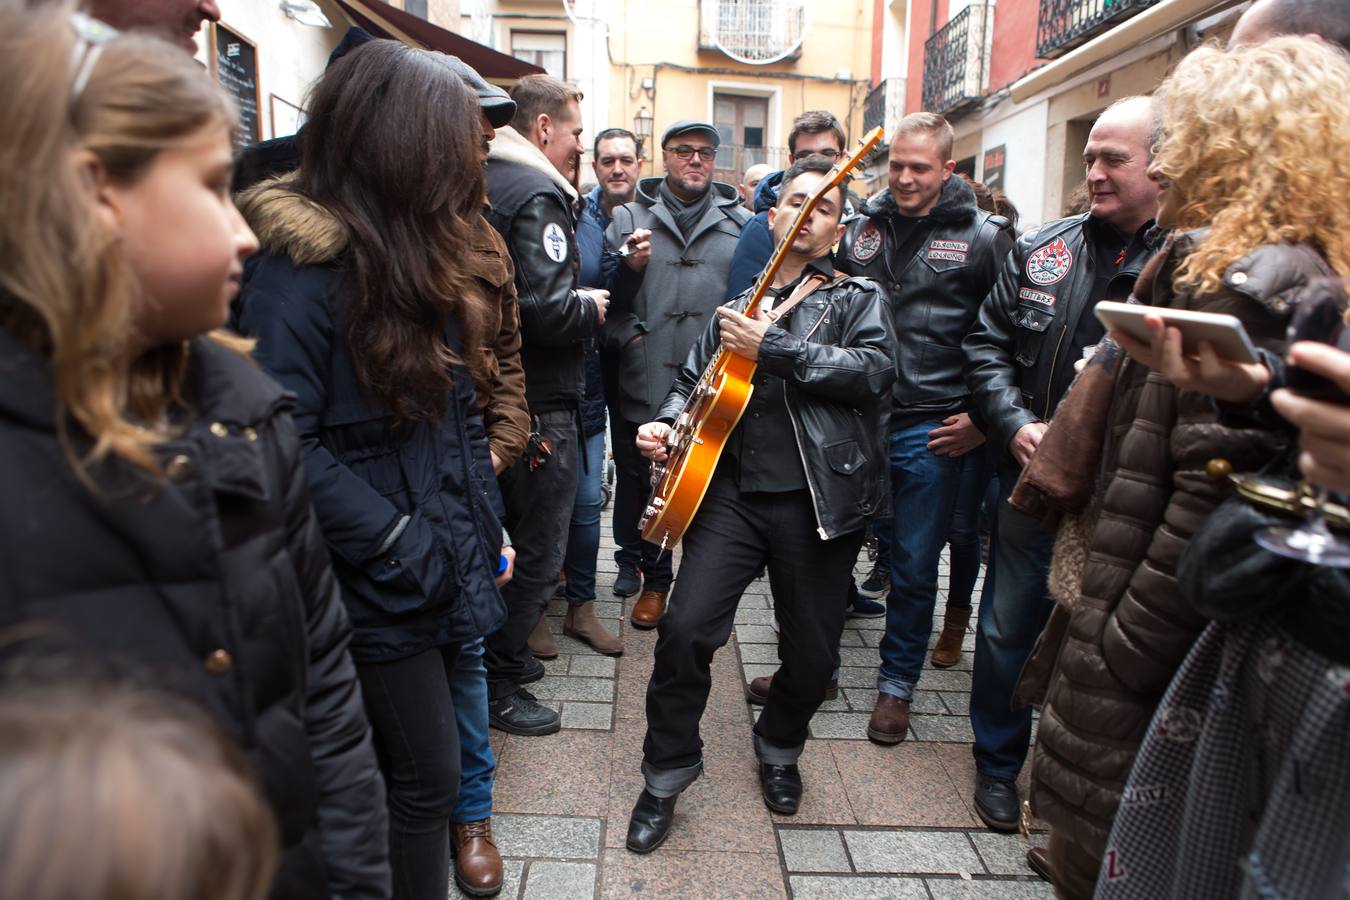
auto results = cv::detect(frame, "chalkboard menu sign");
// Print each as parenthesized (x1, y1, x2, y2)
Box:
(211, 23, 261, 152)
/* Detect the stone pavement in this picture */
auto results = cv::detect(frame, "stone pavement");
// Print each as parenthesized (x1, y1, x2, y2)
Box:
(467, 505, 1053, 899)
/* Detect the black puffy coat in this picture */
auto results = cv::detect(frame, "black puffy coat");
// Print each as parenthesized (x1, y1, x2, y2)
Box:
(234, 178, 508, 664)
(656, 260, 897, 539)
(0, 330, 390, 900)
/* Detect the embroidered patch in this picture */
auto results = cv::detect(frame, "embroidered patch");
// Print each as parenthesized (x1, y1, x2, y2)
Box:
(1156, 704, 1204, 743)
(1026, 236, 1073, 285)
(1120, 784, 1167, 807)
(850, 221, 882, 262)
(1018, 287, 1056, 308)
(542, 222, 569, 263)
(927, 239, 968, 263)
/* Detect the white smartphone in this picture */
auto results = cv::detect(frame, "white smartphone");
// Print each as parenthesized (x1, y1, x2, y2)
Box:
(1094, 301, 1260, 364)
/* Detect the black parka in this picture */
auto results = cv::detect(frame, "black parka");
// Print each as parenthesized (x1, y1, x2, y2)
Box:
(0, 330, 391, 900)
(233, 178, 508, 664)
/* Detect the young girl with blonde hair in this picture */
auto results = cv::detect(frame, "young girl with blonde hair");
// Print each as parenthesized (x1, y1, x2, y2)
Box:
(0, 5, 389, 897)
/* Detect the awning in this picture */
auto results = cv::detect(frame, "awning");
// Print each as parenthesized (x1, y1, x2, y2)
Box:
(332, 0, 544, 81)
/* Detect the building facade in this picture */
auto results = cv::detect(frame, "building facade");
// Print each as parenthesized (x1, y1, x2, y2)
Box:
(869, 0, 1251, 229)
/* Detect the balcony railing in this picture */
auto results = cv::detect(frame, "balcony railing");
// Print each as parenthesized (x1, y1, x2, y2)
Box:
(922, 3, 992, 117)
(864, 77, 906, 138)
(1037, 0, 1162, 58)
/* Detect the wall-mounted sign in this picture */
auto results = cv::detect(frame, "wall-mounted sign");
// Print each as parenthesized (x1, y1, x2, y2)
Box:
(211, 22, 261, 151)
(982, 144, 1006, 192)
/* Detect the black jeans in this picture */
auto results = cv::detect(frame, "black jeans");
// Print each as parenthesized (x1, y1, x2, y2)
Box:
(641, 472, 863, 791)
(357, 645, 463, 900)
(610, 415, 673, 590)
(484, 408, 579, 698)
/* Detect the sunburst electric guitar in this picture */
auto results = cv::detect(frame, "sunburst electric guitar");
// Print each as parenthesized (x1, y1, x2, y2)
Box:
(638, 126, 884, 550)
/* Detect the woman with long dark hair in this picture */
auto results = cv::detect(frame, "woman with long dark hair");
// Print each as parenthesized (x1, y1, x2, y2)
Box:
(234, 40, 513, 900)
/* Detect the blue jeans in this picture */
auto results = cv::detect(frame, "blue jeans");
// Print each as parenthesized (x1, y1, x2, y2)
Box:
(564, 428, 607, 606)
(878, 420, 979, 700)
(450, 638, 493, 823)
(946, 448, 995, 611)
(969, 466, 1056, 781)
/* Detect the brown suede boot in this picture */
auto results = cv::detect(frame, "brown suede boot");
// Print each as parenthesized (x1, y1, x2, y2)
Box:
(452, 818, 503, 897)
(527, 616, 558, 660)
(867, 694, 910, 744)
(930, 606, 972, 669)
(563, 600, 624, 656)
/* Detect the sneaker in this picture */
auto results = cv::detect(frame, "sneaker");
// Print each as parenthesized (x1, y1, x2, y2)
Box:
(857, 563, 889, 600)
(488, 688, 561, 736)
(520, 656, 545, 684)
(846, 581, 886, 618)
(613, 566, 641, 598)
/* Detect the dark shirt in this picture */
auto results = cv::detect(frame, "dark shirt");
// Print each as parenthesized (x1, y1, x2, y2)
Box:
(720, 258, 836, 493)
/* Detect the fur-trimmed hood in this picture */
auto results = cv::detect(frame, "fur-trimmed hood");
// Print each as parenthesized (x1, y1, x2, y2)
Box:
(486, 125, 578, 202)
(236, 174, 348, 267)
(862, 173, 977, 225)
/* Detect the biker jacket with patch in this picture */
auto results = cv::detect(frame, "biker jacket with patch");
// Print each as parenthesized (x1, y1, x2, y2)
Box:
(655, 267, 898, 540)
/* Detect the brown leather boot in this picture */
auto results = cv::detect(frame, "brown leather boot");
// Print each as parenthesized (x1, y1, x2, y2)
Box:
(452, 818, 503, 897)
(744, 674, 839, 704)
(527, 616, 558, 660)
(930, 606, 972, 669)
(629, 590, 667, 630)
(564, 600, 624, 655)
(867, 694, 910, 744)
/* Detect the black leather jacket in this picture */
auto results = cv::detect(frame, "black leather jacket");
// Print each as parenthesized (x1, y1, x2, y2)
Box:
(963, 213, 1159, 458)
(837, 177, 1013, 426)
(484, 154, 599, 411)
(656, 264, 897, 539)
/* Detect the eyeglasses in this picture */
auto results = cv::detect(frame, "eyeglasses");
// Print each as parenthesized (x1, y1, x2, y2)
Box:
(665, 145, 717, 162)
(793, 148, 843, 160)
(69, 12, 118, 103)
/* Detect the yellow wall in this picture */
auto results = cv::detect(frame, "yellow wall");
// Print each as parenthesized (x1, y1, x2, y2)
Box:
(606, 0, 873, 179)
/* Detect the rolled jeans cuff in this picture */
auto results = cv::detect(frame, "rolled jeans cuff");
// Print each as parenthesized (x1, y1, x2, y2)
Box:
(877, 677, 915, 702)
(641, 759, 703, 798)
(753, 733, 804, 766)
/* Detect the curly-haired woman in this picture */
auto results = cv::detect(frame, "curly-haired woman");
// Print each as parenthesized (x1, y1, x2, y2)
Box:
(1017, 36, 1350, 899)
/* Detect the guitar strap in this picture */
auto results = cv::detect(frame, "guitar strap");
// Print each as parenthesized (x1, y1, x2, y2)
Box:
(761, 272, 832, 324)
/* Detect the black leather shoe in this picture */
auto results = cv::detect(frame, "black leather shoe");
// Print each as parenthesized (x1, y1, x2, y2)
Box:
(759, 763, 802, 815)
(625, 789, 677, 854)
(613, 567, 641, 598)
(519, 656, 545, 684)
(973, 774, 1020, 832)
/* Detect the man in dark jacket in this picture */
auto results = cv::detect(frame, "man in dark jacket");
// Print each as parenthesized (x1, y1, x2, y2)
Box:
(602, 120, 748, 627)
(835, 112, 1014, 747)
(483, 74, 608, 736)
(961, 95, 1162, 832)
(623, 157, 897, 853)
(724, 110, 848, 300)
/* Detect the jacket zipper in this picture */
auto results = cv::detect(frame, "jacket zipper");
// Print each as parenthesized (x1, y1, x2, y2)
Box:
(1041, 323, 1069, 421)
(785, 300, 835, 540)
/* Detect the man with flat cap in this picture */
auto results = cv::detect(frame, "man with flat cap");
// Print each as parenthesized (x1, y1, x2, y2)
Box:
(602, 120, 750, 623)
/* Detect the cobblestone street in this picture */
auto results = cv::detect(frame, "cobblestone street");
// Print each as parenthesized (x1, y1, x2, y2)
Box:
(465, 501, 1053, 900)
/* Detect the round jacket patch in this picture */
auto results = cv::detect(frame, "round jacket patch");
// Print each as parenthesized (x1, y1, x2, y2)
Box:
(850, 221, 882, 263)
(1026, 236, 1073, 285)
(543, 222, 569, 263)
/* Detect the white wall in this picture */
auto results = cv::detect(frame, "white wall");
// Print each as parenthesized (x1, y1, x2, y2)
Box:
(206, 0, 346, 139)
(976, 98, 1048, 229)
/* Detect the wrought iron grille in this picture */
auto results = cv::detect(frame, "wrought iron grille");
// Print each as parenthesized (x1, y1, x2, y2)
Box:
(922, 4, 990, 116)
(1037, 0, 1161, 59)
(863, 77, 905, 137)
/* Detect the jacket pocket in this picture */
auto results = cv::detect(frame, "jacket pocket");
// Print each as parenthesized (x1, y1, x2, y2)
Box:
(1012, 302, 1054, 367)
(823, 438, 866, 476)
(618, 330, 650, 410)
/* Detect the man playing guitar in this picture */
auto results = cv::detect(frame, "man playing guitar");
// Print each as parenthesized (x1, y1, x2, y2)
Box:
(625, 155, 897, 853)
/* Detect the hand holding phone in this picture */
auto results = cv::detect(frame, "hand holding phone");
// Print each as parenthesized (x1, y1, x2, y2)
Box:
(1097, 301, 1269, 404)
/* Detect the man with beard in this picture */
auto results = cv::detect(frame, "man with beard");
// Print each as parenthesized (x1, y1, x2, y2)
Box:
(602, 121, 749, 623)
(623, 156, 895, 852)
(961, 96, 1162, 834)
(482, 74, 608, 737)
